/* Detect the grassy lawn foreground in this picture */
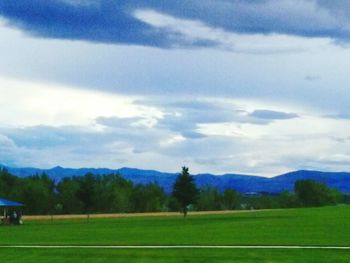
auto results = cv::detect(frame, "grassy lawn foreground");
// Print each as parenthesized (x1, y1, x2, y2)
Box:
(1, 206, 350, 262)
(1, 248, 350, 263)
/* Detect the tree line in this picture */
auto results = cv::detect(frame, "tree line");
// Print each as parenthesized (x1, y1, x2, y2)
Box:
(0, 167, 346, 215)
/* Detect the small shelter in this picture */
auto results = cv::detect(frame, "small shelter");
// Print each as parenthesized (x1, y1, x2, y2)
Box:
(0, 198, 23, 225)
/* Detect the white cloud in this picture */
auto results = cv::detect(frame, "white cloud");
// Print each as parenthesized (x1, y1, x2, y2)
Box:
(2, 85, 350, 175)
(1, 98, 350, 175)
(0, 77, 161, 128)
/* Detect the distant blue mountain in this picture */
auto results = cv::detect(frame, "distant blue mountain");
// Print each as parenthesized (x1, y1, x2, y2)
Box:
(1, 165, 350, 193)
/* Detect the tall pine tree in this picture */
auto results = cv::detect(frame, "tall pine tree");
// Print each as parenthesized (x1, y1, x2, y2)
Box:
(172, 166, 198, 217)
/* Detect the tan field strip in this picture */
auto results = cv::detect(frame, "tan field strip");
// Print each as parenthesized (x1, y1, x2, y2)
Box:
(22, 209, 269, 221)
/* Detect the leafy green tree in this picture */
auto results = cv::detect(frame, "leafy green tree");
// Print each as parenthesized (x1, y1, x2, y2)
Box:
(57, 177, 83, 214)
(196, 186, 222, 211)
(167, 196, 181, 212)
(106, 174, 133, 213)
(222, 189, 240, 210)
(294, 180, 339, 207)
(0, 167, 18, 198)
(172, 166, 198, 217)
(277, 191, 298, 208)
(131, 183, 166, 212)
(77, 173, 97, 214)
(254, 195, 280, 209)
(16, 174, 55, 215)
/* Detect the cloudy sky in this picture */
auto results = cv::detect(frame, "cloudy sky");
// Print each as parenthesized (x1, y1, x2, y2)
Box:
(1, 0, 350, 176)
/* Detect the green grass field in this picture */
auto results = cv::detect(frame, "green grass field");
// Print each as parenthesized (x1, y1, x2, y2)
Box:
(1, 206, 350, 262)
(1, 248, 350, 263)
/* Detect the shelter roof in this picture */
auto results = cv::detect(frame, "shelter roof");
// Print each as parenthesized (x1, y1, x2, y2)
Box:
(0, 198, 23, 207)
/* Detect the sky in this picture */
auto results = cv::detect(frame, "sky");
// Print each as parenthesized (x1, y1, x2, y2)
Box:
(1, 0, 350, 176)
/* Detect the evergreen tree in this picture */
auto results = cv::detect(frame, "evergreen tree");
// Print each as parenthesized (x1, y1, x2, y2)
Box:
(172, 166, 198, 217)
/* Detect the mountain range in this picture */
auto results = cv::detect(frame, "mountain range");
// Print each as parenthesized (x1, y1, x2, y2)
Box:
(1, 165, 350, 193)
